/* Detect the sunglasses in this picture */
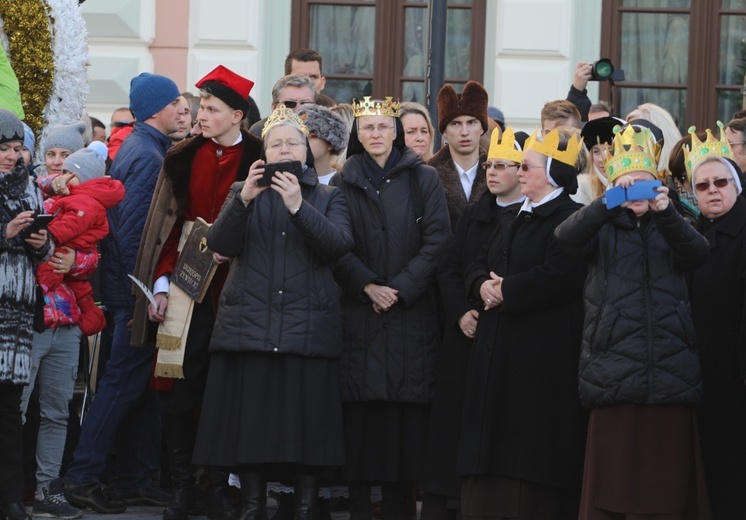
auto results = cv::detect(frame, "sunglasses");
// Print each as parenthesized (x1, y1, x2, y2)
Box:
(694, 178, 732, 192)
(483, 161, 518, 171)
(279, 100, 313, 109)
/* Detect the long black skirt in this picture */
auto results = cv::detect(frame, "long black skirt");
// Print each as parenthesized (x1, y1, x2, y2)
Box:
(342, 401, 429, 482)
(192, 352, 345, 469)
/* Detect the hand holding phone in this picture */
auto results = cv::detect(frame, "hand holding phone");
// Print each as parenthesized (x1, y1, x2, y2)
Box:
(256, 161, 303, 187)
(20, 213, 56, 239)
(626, 180, 662, 201)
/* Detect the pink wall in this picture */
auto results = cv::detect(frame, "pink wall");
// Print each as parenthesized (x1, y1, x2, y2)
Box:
(151, 0, 190, 92)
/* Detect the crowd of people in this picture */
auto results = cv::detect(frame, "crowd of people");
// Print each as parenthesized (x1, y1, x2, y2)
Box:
(1, 47, 745, 520)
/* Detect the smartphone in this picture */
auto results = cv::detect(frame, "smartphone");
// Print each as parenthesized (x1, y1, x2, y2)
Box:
(256, 161, 303, 187)
(20, 213, 56, 239)
(626, 180, 662, 201)
(603, 185, 628, 209)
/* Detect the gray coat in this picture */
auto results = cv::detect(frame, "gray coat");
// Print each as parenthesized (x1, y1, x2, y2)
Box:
(207, 167, 353, 358)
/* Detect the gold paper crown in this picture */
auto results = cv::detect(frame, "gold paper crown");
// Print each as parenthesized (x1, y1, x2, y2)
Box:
(488, 127, 523, 164)
(261, 105, 310, 139)
(603, 125, 659, 182)
(525, 128, 584, 167)
(683, 121, 734, 180)
(352, 96, 401, 118)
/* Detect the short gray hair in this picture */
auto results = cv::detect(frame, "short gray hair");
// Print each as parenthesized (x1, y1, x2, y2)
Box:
(271, 74, 317, 105)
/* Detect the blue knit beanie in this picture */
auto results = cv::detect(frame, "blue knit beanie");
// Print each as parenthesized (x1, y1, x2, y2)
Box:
(22, 123, 35, 157)
(129, 73, 180, 122)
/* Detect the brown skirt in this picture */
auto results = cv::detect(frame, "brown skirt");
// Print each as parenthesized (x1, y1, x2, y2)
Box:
(578, 404, 712, 520)
(461, 475, 580, 520)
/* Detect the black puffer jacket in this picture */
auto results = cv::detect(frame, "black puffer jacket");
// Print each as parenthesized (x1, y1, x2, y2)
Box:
(332, 148, 450, 403)
(207, 167, 353, 358)
(555, 198, 709, 409)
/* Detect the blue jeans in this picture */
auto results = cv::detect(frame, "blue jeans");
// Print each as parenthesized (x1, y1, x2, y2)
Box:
(63, 306, 160, 490)
(21, 325, 81, 487)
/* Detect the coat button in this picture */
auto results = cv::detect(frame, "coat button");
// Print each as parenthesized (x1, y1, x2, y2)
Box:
(386, 179, 391, 183)
(282, 232, 285, 236)
(279, 290, 283, 294)
(273, 347, 278, 352)
(524, 215, 531, 222)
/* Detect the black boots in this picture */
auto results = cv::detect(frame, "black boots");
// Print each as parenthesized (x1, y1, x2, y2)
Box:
(293, 474, 319, 520)
(348, 483, 372, 520)
(237, 472, 267, 520)
(0, 503, 31, 520)
(207, 470, 239, 520)
(162, 413, 197, 520)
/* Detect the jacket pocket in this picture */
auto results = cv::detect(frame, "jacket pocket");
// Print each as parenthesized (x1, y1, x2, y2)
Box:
(674, 300, 698, 349)
(590, 302, 618, 353)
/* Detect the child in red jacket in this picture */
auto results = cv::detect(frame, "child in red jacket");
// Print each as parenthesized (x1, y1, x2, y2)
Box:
(36, 142, 125, 334)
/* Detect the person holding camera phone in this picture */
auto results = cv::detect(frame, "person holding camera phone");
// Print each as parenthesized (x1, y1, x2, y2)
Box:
(191, 105, 353, 520)
(0, 108, 53, 520)
(555, 125, 713, 519)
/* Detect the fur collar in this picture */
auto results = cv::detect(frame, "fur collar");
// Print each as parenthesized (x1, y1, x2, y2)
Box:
(162, 130, 263, 208)
(428, 145, 487, 227)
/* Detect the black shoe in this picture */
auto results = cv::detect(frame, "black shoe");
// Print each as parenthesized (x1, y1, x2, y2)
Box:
(33, 479, 83, 519)
(163, 486, 190, 520)
(116, 481, 171, 507)
(0, 503, 31, 520)
(63, 481, 127, 514)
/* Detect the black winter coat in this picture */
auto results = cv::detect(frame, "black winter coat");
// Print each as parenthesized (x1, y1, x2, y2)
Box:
(459, 193, 588, 489)
(555, 198, 709, 409)
(332, 148, 450, 403)
(420, 191, 520, 497)
(690, 196, 746, 515)
(207, 167, 353, 358)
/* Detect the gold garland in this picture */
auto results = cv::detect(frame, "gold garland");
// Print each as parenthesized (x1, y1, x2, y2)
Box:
(0, 0, 54, 134)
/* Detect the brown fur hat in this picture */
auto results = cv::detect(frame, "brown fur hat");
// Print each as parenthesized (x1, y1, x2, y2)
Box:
(437, 80, 489, 134)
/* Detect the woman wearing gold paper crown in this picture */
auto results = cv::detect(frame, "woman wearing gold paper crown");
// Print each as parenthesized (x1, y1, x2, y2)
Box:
(555, 125, 712, 519)
(420, 127, 526, 520)
(191, 105, 354, 520)
(688, 123, 746, 518)
(458, 127, 588, 520)
(331, 96, 450, 520)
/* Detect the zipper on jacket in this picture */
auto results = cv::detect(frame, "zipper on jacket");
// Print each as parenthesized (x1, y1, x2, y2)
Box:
(639, 220, 654, 401)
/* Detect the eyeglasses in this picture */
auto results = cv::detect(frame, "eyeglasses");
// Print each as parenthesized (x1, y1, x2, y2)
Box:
(483, 161, 518, 171)
(694, 178, 733, 192)
(266, 139, 306, 151)
(279, 100, 313, 109)
(520, 163, 545, 171)
(729, 141, 745, 147)
(359, 124, 395, 134)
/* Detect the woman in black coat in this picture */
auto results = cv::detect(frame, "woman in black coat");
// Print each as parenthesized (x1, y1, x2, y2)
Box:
(420, 128, 526, 520)
(331, 97, 450, 519)
(688, 149, 746, 518)
(192, 107, 354, 520)
(458, 128, 588, 520)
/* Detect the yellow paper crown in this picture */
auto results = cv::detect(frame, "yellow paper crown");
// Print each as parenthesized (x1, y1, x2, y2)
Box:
(683, 121, 734, 180)
(603, 125, 659, 182)
(261, 105, 310, 139)
(525, 128, 584, 167)
(352, 96, 401, 118)
(487, 127, 523, 164)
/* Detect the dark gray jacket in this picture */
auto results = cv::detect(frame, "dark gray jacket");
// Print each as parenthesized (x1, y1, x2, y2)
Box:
(207, 167, 353, 358)
(332, 149, 450, 403)
(555, 198, 709, 409)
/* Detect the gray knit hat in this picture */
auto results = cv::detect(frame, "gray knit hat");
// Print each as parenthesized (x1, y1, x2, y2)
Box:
(63, 143, 106, 183)
(297, 104, 349, 154)
(0, 108, 24, 146)
(45, 121, 86, 153)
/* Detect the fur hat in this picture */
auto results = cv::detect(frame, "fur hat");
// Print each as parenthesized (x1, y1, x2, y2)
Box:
(63, 143, 107, 183)
(298, 104, 349, 154)
(195, 65, 254, 119)
(44, 121, 86, 153)
(0, 109, 24, 146)
(437, 81, 489, 133)
(129, 73, 180, 121)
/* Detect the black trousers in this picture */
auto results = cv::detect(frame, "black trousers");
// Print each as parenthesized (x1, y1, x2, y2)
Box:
(0, 384, 24, 503)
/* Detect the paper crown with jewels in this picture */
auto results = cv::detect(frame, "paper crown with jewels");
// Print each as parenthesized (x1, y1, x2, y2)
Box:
(261, 105, 309, 139)
(603, 124, 660, 182)
(488, 127, 523, 164)
(683, 121, 735, 180)
(352, 96, 401, 118)
(525, 128, 584, 167)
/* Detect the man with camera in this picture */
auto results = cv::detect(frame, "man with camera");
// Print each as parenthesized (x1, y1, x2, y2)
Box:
(566, 60, 619, 123)
(131, 65, 262, 520)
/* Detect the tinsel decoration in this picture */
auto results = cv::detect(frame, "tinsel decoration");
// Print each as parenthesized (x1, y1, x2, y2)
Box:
(0, 0, 55, 136)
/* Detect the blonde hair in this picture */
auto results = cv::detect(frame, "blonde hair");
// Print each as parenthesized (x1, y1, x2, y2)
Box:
(399, 102, 435, 161)
(626, 103, 682, 174)
(541, 100, 581, 132)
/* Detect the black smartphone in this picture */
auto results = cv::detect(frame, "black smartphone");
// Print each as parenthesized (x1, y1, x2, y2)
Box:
(20, 212, 56, 239)
(256, 161, 303, 187)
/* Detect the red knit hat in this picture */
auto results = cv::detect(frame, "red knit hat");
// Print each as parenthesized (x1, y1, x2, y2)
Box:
(437, 80, 489, 134)
(195, 65, 255, 117)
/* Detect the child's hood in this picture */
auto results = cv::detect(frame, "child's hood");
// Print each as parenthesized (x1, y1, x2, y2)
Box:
(68, 177, 126, 209)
